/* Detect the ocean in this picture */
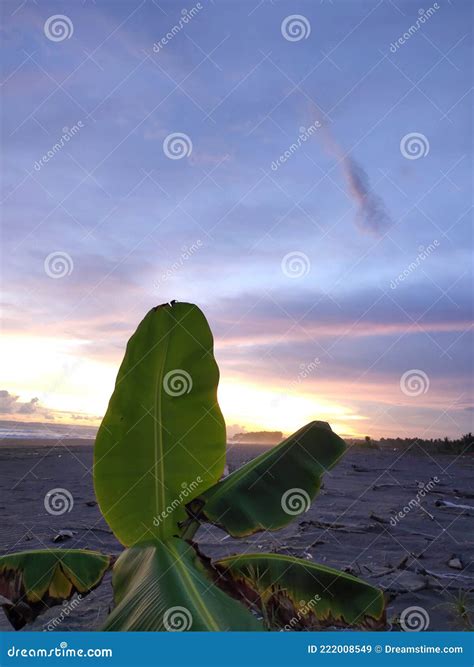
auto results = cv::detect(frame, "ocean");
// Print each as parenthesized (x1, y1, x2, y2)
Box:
(0, 420, 98, 441)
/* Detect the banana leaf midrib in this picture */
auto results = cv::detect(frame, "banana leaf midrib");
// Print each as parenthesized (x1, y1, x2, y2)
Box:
(154, 309, 170, 528)
(216, 553, 372, 587)
(164, 542, 220, 631)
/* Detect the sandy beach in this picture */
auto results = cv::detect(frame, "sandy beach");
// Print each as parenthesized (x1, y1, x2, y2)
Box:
(0, 439, 472, 632)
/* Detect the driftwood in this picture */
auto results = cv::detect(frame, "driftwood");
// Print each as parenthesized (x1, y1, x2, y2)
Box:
(435, 499, 474, 512)
(351, 464, 392, 473)
(80, 526, 113, 535)
(370, 555, 410, 578)
(391, 525, 438, 541)
(415, 567, 474, 583)
(417, 505, 435, 520)
(453, 489, 474, 499)
(299, 519, 378, 534)
(369, 512, 389, 524)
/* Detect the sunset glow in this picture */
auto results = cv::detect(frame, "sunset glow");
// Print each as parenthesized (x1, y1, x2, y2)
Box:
(1, 1, 472, 441)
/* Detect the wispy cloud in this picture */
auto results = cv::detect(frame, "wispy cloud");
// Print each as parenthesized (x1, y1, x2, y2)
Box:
(342, 155, 391, 235)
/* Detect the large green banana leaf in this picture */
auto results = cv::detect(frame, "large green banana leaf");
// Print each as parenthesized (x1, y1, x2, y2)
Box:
(187, 422, 346, 537)
(0, 549, 113, 629)
(103, 538, 262, 631)
(94, 302, 226, 546)
(215, 553, 385, 630)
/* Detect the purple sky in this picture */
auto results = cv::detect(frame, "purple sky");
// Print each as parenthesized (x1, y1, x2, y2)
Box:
(1, 0, 472, 438)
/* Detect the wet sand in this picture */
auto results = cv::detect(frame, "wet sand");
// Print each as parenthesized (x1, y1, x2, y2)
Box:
(0, 439, 472, 631)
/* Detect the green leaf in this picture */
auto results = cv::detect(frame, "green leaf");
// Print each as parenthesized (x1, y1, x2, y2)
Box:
(214, 553, 386, 630)
(188, 422, 346, 537)
(103, 538, 262, 631)
(0, 549, 113, 629)
(94, 302, 226, 546)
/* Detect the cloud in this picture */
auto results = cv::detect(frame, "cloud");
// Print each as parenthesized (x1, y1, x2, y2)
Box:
(314, 117, 391, 235)
(342, 156, 391, 235)
(0, 390, 56, 420)
(0, 390, 39, 415)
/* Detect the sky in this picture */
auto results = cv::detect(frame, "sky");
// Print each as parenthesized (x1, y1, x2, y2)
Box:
(1, 0, 472, 439)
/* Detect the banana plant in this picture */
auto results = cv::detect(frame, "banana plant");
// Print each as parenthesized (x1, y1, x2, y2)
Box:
(0, 302, 385, 631)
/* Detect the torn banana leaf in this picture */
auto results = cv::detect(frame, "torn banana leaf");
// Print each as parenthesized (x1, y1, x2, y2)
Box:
(103, 538, 262, 631)
(214, 553, 386, 630)
(188, 421, 346, 537)
(0, 549, 113, 629)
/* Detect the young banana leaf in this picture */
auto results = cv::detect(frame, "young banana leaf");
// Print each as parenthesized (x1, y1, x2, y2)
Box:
(187, 422, 346, 537)
(103, 538, 262, 631)
(94, 302, 226, 546)
(214, 553, 386, 630)
(0, 550, 113, 629)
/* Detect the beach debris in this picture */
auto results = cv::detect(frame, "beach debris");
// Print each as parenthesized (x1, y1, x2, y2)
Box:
(453, 489, 474, 499)
(418, 505, 435, 521)
(392, 524, 438, 541)
(308, 538, 326, 547)
(380, 571, 427, 593)
(435, 499, 474, 512)
(299, 519, 377, 534)
(397, 555, 410, 569)
(414, 567, 474, 589)
(370, 555, 410, 579)
(52, 530, 76, 543)
(447, 555, 464, 570)
(372, 482, 408, 491)
(80, 526, 113, 535)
